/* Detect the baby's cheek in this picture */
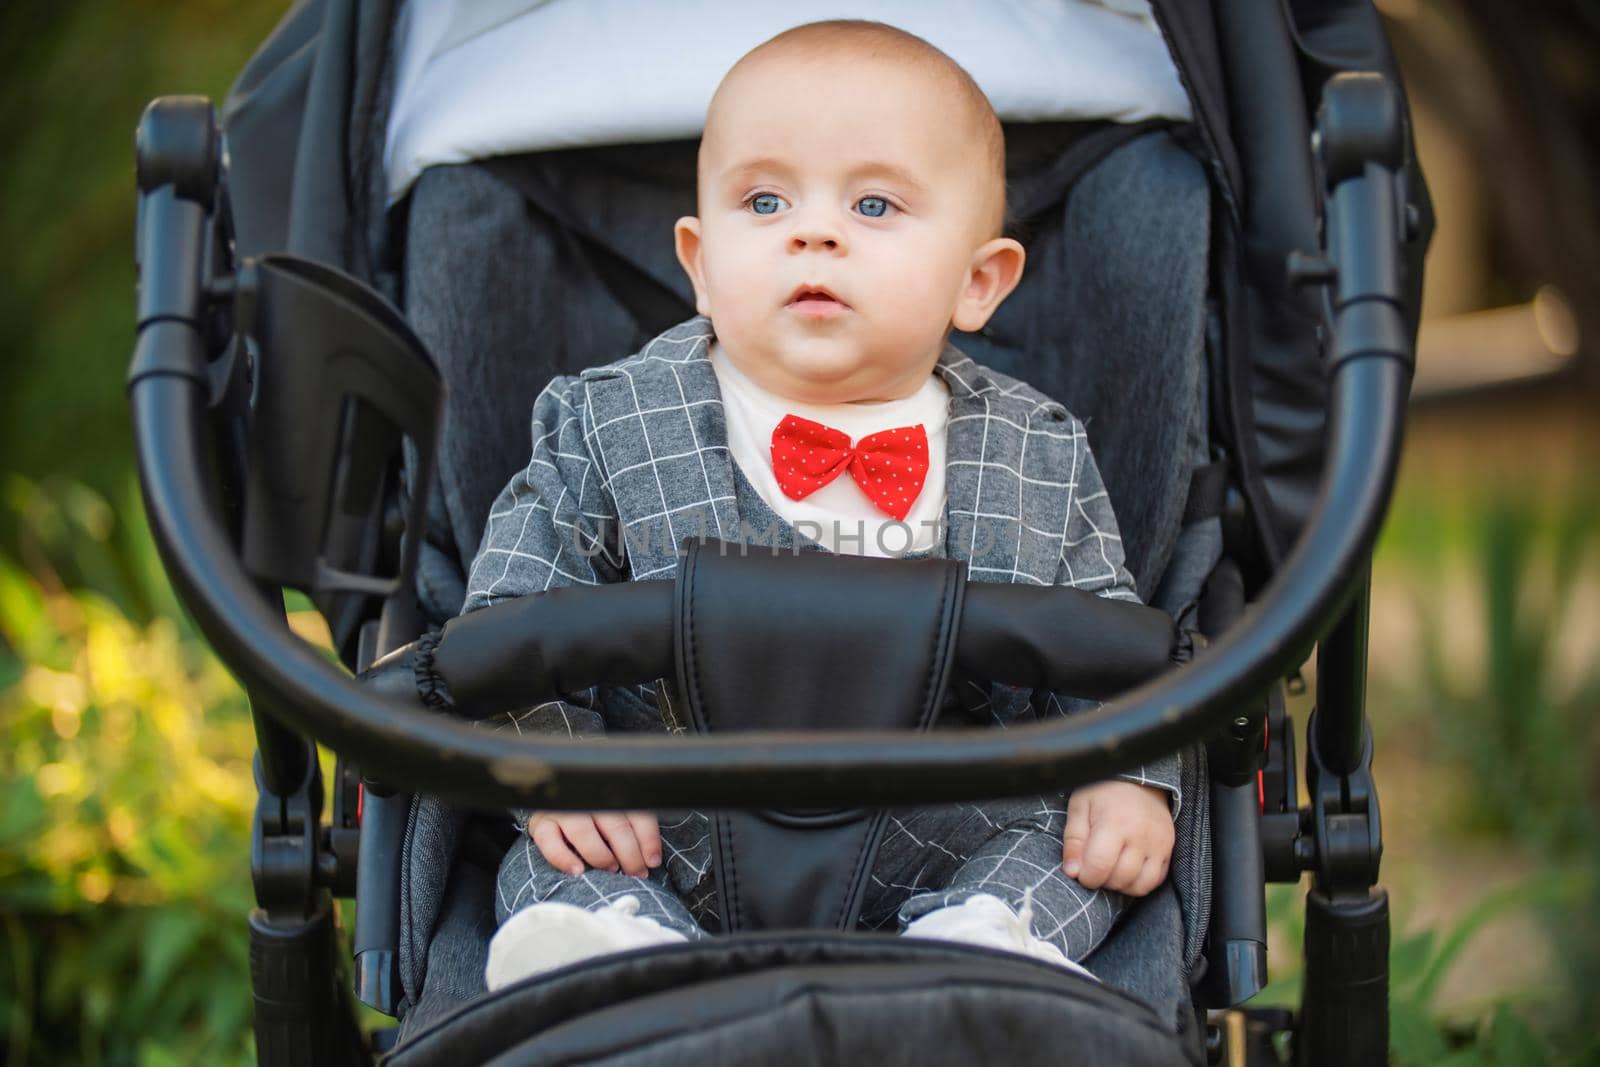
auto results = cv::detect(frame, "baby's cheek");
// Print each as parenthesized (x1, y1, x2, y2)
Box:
(707, 306, 764, 357)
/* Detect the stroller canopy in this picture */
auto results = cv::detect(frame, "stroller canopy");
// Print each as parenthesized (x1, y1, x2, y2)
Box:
(382, 0, 1193, 201)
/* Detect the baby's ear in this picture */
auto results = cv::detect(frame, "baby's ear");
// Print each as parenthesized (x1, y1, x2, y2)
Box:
(673, 217, 713, 316)
(952, 237, 1025, 333)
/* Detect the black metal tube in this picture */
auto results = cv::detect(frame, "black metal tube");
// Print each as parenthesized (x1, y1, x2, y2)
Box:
(130, 339, 1408, 810)
(251, 702, 315, 800)
(1314, 570, 1371, 778)
(132, 183, 317, 802)
(1207, 779, 1268, 1006)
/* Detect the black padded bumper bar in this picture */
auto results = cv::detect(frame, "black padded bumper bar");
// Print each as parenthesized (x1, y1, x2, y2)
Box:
(409, 546, 1184, 722)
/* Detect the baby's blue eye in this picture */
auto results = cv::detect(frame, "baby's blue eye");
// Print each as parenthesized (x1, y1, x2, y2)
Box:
(749, 193, 787, 215)
(856, 196, 891, 218)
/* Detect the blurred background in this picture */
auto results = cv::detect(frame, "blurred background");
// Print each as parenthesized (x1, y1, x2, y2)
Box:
(0, 1, 1595, 1063)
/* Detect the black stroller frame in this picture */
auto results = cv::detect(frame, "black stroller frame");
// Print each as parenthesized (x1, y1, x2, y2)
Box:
(129, 3, 1431, 1064)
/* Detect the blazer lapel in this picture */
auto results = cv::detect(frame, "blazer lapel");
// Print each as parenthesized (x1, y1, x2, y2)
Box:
(578, 317, 743, 580)
(935, 345, 1077, 587)
(584, 320, 1074, 585)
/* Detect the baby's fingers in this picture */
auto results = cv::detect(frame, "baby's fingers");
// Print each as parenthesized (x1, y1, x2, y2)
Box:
(1074, 827, 1123, 890)
(560, 816, 620, 873)
(529, 815, 585, 877)
(628, 813, 663, 869)
(1132, 857, 1171, 895)
(1129, 855, 1171, 898)
(1106, 847, 1147, 895)
(595, 813, 648, 877)
(1061, 795, 1091, 878)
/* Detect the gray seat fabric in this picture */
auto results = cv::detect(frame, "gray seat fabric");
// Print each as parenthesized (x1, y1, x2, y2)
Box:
(941, 126, 1213, 602)
(394, 125, 1214, 1056)
(396, 852, 1203, 1061)
(392, 934, 1195, 1066)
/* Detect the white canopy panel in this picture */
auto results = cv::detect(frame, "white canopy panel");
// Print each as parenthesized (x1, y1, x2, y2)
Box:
(385, 0, 1192, 202)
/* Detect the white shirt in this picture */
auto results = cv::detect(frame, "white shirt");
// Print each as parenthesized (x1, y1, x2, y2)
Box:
(710, 343, 949, 558)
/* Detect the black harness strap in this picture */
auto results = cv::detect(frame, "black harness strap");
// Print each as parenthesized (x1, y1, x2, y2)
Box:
(1182, 459, 1229, 526)
(672, 540, 966, 932)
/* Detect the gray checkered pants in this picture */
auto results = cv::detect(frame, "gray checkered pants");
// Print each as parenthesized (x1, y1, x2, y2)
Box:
(496, 795, 1126, 962)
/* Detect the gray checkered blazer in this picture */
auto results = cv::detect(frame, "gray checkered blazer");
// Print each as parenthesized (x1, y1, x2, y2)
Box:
(464, 316, 1181, 808)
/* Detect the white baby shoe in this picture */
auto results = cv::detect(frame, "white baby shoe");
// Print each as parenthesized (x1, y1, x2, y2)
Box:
(485, 893, 689, 991)
(900, 893, 1099, 982)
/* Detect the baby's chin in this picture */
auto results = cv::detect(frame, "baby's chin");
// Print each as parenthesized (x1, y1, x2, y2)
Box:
(751, 338, 926, 402)
(768, 352, 922, 405)
(714, 319, 939, 403)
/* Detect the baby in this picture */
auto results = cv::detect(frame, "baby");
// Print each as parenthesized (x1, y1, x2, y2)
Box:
(473, 20, 1179, 988)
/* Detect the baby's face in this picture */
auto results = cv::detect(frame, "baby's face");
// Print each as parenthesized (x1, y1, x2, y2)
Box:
(676, 54, 1022, 404)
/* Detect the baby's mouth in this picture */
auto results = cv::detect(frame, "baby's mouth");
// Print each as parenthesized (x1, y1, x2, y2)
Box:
(786, 285, 851, 317)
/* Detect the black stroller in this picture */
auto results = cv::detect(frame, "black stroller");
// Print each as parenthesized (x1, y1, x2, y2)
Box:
(129, 2, 1431, 1064)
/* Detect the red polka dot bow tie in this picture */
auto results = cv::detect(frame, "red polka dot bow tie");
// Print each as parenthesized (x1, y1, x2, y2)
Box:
(770, 414, 930, 521)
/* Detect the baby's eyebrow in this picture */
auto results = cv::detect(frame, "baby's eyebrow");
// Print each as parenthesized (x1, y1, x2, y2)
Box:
(717, 158, 930, 198)
(846, 163, 930, 197)
(721, 157, 796, 186)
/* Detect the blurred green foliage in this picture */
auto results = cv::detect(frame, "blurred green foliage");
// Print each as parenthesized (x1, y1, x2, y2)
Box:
(1416, 497, 1600, 855)
(1410, 494, 1600, 1055)
(1260, 490, 1600, 1065)
(0, 5, 287, 1058)
(1262, 869, 1595, 1066)
(0, 0, 288, 501)
(1, 479, 257, 1065)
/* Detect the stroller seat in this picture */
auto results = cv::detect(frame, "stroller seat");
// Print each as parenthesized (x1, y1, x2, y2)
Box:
(391, 933, 1183, 1066)
(390, 122, 1215, 1057)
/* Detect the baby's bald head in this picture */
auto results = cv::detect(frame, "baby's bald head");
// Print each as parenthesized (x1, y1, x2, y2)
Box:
(701, 20, 1008, 235)
(676, 21, 1027, 405)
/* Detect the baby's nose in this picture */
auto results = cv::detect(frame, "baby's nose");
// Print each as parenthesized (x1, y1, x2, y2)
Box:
(787, 215, 847, 254)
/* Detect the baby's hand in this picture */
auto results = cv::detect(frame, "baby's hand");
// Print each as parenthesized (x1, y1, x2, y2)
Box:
(1060, 781, 1174, 897)
(527, 811, 662, 878)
